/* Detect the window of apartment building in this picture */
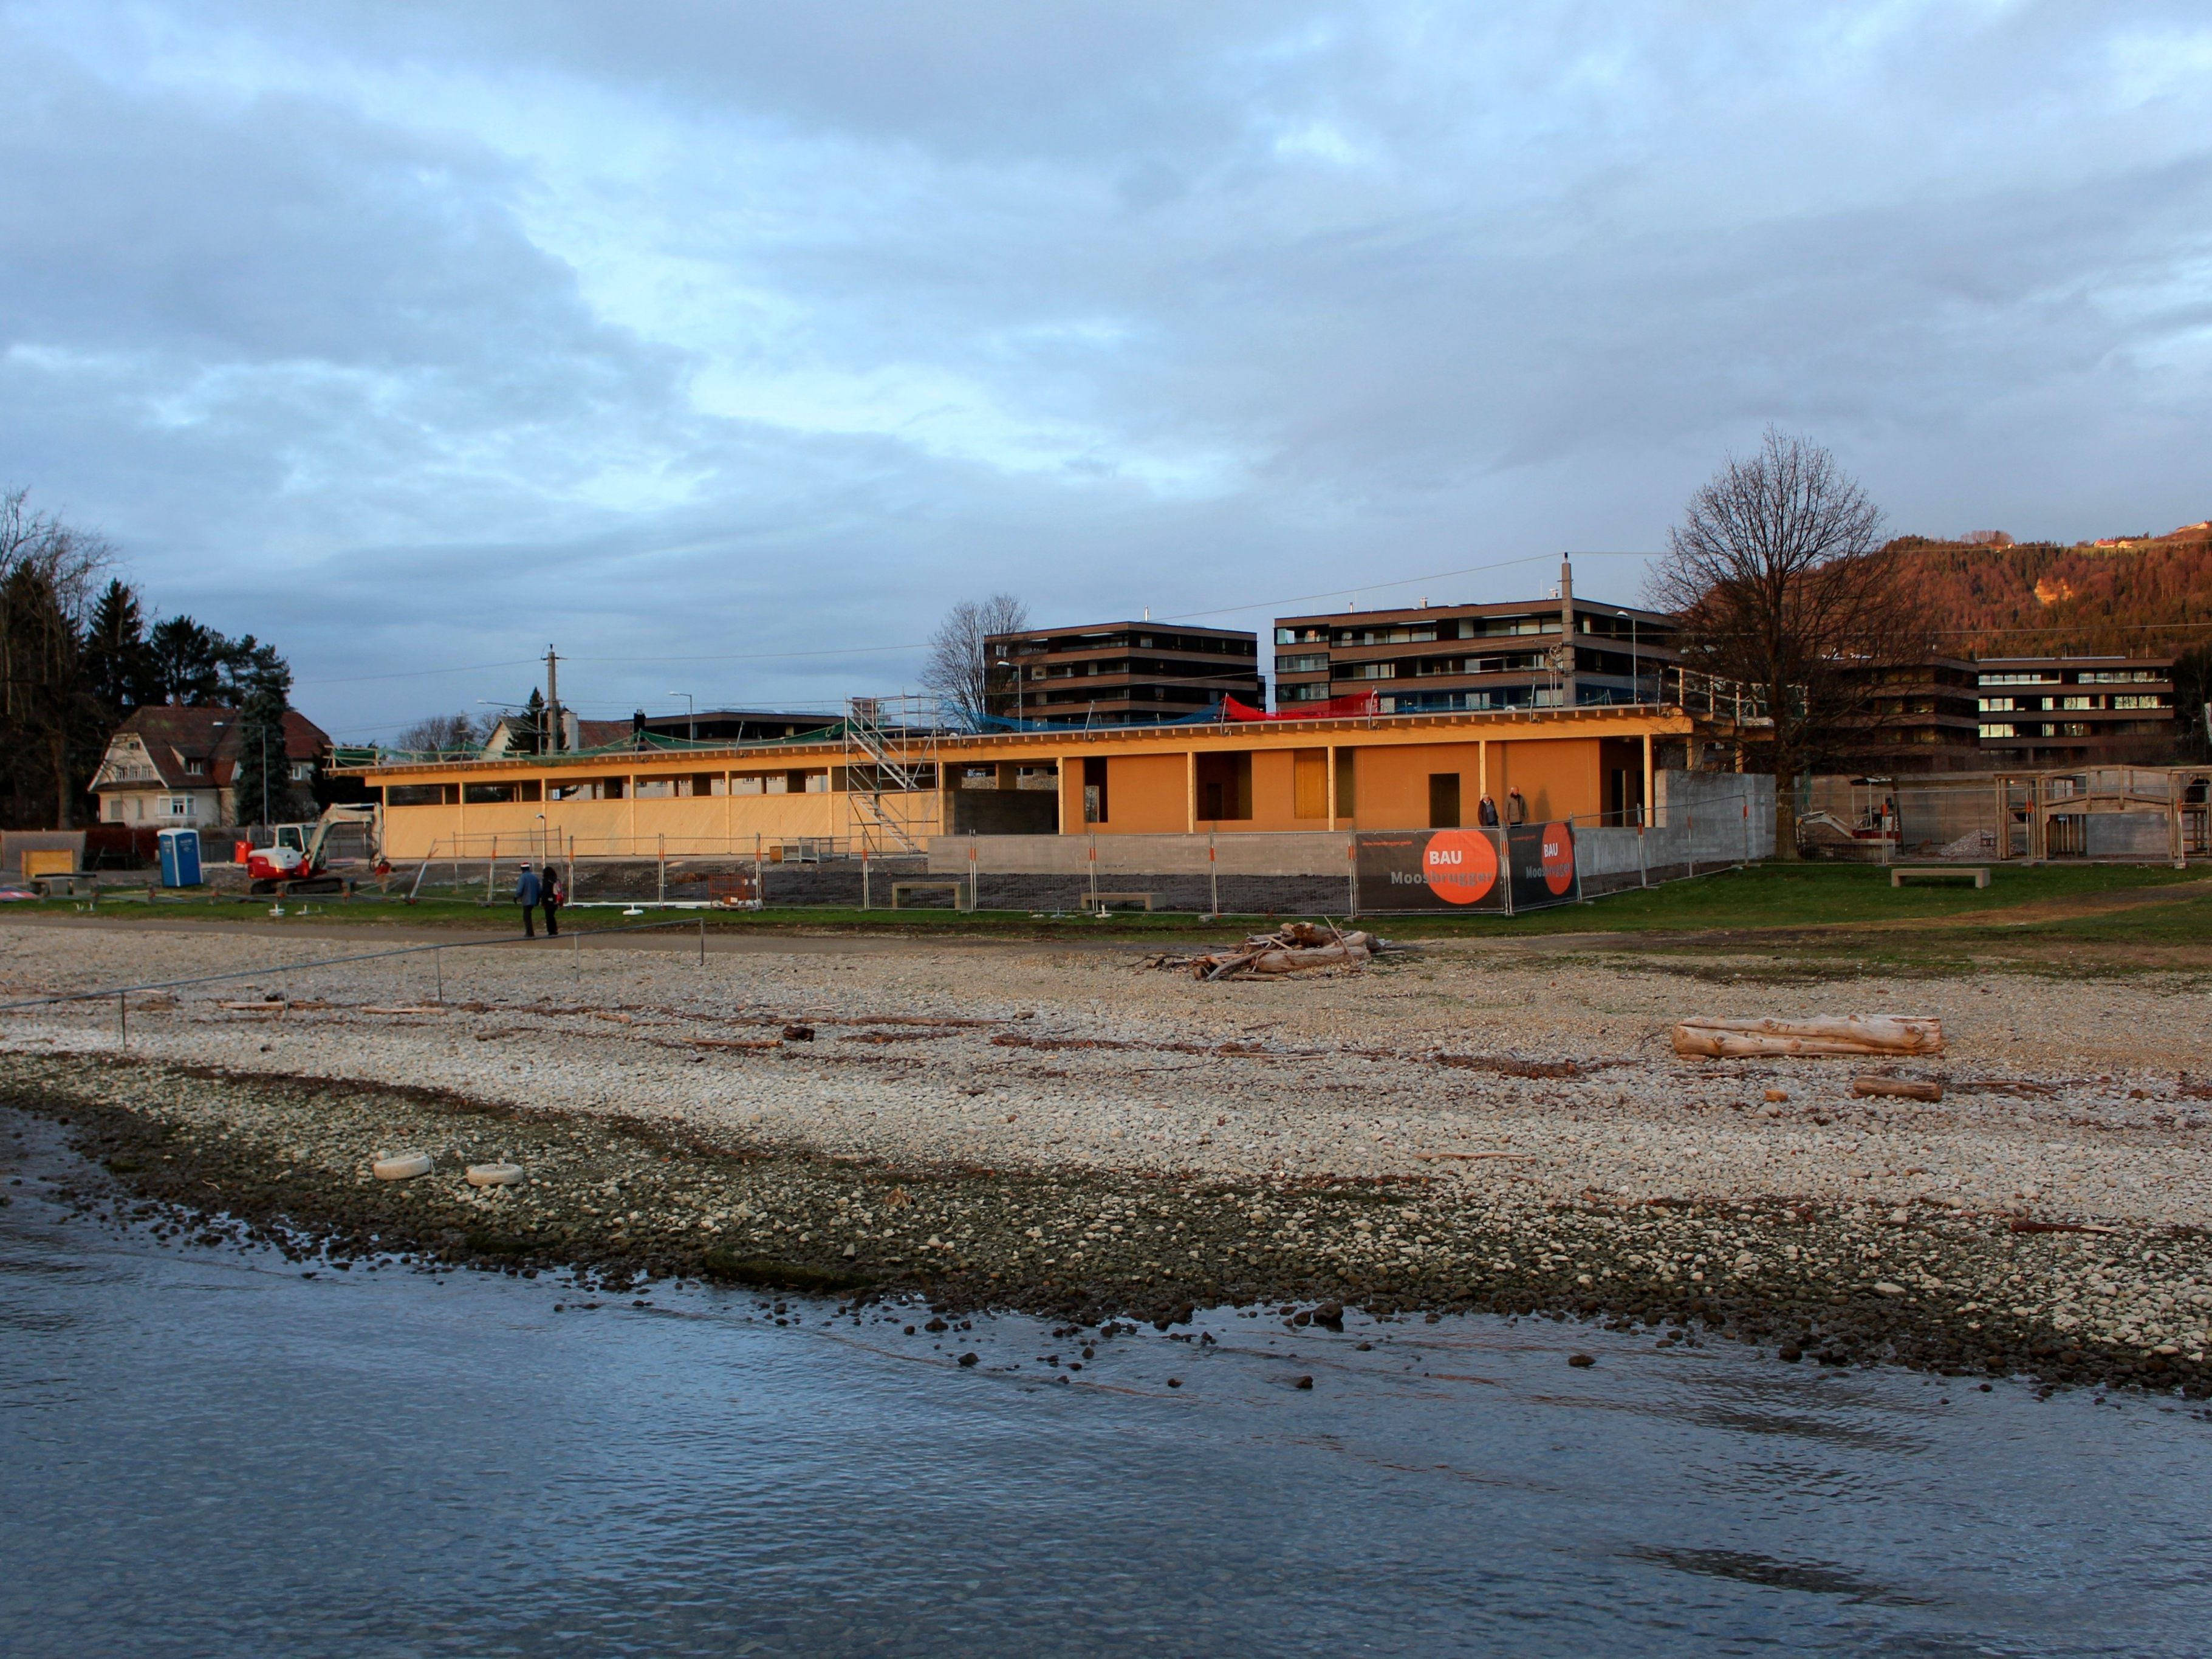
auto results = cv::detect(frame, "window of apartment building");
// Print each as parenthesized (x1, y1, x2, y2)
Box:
(1979, 723, 2017, 739)
(1278, 653, 1329, 672)
(183, 756, 207, 776)
(1334, 624, 1436, 647)
(1337, 661, 1396, 680)
(1979, 697, 2015, 713)
(2111, 694, 2167, 710)
(1279, 682, 1334, 702)
(1082, 757, 1108, 824)
(1276, 626, 1329, 646)
(1428, 773, 1461, 829)
(1979, 672, 2056, 686)
(2079, 670, 2163, 684)
(2059, 696, 2095, 711)
(161, 796, 195, 819)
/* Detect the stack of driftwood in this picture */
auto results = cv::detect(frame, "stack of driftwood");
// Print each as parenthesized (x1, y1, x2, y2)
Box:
(1168, 921, 1392, 980)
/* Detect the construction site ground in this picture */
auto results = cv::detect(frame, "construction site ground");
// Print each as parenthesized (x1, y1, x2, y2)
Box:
(4, 858, 2210, 1397)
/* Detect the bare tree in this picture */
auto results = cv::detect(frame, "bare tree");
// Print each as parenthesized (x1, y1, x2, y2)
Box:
(394, 711, 487, 756)
(1648, 430, 1925, 856)
(0, 488, 113, 827)
(922, 593, 1030, 727)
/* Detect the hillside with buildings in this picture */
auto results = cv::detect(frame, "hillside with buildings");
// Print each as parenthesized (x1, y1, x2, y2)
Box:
(1889, 522, 2212, 658)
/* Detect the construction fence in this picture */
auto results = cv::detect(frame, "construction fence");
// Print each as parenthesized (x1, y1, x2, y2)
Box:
(1801, 768, 2212, 863)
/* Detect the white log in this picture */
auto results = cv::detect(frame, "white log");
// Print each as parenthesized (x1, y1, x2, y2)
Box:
(1672, 1014, 1943, 1059)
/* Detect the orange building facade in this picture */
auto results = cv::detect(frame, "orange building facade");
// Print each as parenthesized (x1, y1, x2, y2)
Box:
(352, 705, 1703, 861)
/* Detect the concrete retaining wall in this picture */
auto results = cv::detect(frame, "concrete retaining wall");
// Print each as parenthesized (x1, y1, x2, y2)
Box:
(928, 831, 1351, 878)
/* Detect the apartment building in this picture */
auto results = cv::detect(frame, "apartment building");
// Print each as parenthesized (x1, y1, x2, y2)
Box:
(1976, 655, 2176, 763)
(1273, 564, 1677, 715)
(1827, 656, 1985, 771)
(984, 621, 1263, 727)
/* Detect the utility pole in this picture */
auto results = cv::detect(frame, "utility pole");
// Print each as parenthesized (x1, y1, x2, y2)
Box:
(545, 646, 564, 753)
(668, 691, 695, 742)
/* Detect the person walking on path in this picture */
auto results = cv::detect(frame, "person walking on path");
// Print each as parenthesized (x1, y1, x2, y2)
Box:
(541, 865, 563, 937)
(516, 862, 542, 937)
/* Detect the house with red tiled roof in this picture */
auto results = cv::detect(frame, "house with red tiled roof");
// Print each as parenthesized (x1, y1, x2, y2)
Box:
(90, 706, 330, 829)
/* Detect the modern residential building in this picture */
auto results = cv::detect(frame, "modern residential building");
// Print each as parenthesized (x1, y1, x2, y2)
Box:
(1976, 655, 2177, 764)
(983, 621, 1264, 727)
(1827, 656, 1985, 771)
(91, 706, 332, 829)
(1272, 563, 1677, 715)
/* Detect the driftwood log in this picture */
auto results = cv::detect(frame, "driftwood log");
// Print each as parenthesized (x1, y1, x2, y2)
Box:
(1189, 924, 1386, 980)
(1671, 1015, 1945, 1059)
(1851, 1076, 1943, 1101)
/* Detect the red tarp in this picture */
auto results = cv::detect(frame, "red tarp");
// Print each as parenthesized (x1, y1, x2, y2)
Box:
(1222, 691, 1381, 722)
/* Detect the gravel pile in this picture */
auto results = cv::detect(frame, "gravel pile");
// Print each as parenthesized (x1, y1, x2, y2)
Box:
(3, 918, 2209, 1391)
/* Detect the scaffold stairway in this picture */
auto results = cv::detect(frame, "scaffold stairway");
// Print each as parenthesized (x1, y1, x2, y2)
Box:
(843, 696, 940, 855)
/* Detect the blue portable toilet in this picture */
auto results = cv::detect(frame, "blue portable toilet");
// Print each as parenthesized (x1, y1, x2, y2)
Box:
(157, 827, 202, 888)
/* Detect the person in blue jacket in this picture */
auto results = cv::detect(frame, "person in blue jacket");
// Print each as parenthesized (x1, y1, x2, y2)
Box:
(516, 862, 542, 937)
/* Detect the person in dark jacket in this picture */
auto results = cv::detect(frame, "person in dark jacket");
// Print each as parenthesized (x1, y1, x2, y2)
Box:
(1505, 787, 1527, 826)
(541, 865, 563, 937)
(516, 863, 541, 936)
(1477, 794, 1500, 827)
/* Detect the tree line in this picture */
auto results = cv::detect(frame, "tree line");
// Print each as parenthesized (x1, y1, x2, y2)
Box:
(0, 488, 299, 830)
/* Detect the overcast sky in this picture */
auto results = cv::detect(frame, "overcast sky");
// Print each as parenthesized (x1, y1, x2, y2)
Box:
(4, 2, 2208, 739)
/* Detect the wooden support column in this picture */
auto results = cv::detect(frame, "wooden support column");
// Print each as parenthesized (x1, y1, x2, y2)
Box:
(1325, 742, 1338, 827)
(1185, 748, 1198, 833)
(1478, 739, 1488, 814)
(1642, 732, 1654, 829)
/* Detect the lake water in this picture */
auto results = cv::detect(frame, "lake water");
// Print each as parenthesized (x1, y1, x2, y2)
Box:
(5, 1107, 2210, 1657)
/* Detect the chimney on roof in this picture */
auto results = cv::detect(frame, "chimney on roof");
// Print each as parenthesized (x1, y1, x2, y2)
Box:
(1558, 556, 1577, 706)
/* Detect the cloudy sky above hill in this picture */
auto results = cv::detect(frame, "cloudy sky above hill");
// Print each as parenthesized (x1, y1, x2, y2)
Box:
(3, 2, 2209, 738)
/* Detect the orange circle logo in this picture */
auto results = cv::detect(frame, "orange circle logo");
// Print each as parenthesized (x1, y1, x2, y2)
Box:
(1539, 821, 1575, 895)
(1422, 829, 1498, 904)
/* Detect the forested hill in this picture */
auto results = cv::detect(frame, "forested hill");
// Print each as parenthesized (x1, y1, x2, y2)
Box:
(1888, 522, 2212, 658)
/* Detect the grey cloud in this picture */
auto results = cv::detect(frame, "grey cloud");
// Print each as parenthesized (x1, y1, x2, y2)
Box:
(1, 2, 2208, 739)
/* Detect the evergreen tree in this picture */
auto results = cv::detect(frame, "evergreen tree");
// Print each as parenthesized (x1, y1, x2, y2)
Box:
(147, 615, 227, 705)
(521, 687, 547, 754)
(82, 578, 152, 713)
(230, 648, 296, 828)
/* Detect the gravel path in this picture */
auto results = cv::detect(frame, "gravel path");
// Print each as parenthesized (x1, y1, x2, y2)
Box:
(4, 918, 2210, 1389)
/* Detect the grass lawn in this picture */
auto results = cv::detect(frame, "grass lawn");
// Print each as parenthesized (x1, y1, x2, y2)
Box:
(16, 861, 2209, 959)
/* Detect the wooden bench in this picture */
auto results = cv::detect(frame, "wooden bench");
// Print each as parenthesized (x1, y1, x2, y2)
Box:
(1891, 866, 1988, 889)
(1091, 891, 1157, 911)
(889, 880, 973, 912)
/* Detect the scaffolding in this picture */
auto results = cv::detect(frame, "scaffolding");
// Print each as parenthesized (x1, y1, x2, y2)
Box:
(841, 695, 943, 855)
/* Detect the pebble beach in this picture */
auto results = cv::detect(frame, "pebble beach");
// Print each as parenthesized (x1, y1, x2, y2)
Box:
(5, 916, 2210, 1391)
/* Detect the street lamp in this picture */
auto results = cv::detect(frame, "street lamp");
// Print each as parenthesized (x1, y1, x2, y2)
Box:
(1617, 610, 1640, 705)
(995, 658, 1022, 725)
(667, 691, 695, 743)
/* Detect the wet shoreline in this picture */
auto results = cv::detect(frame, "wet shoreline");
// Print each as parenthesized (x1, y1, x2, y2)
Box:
(7, 1051, 2207, 1396)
